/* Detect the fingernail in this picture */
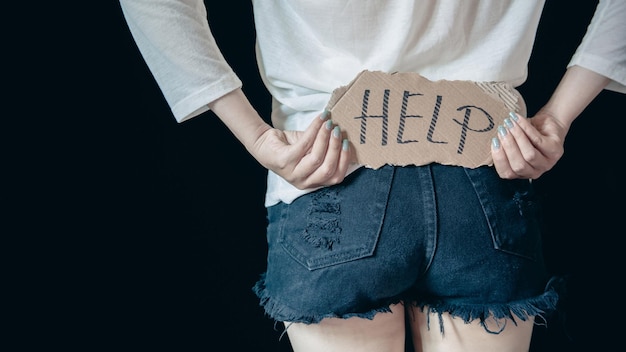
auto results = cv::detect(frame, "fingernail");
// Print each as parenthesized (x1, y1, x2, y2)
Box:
(509, 111, 519, 121)
(320, 109, 330, 120)
(491, 137, 500, 149)
(333, 126, 341, 138)
(325, 119, 333, 130)
(342, 139, 350, 151)
(504, 118, 514, 129)
(498, 125, 507, 137)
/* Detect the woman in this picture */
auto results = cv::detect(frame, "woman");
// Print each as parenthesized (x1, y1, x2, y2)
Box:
(119, 1, 625, 350)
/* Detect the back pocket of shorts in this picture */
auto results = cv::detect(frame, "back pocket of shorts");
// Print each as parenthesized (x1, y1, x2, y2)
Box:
(465, 167, 542, 261)
(278, 167, 394, 270)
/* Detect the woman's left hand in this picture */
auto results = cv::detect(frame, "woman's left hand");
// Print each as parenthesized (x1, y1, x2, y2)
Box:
(491, 111, 569, 180)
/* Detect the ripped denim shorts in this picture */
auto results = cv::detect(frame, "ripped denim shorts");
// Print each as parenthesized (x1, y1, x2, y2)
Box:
(253, 164, 560, 329)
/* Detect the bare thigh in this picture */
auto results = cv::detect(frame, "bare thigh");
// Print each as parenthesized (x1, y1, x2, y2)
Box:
(285, 304, 406, 352)
(408, 305, 535, 352)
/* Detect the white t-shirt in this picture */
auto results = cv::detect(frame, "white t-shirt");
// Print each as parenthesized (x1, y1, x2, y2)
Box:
(120, 0, 626, 206)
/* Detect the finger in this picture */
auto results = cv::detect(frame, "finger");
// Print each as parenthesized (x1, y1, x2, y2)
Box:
(305, 128, 352, 187)
(503, 113, 536, 159)
(506, 112, 550, 166)
(491, 135, 516, 179)
(311, 125, 345, 185)
(294, 118, 335, 179)
(289, 109, 331, 154)
(332, 138, 353, 182)
(497, 120, 539, 178)
(282, 110, 331, 177)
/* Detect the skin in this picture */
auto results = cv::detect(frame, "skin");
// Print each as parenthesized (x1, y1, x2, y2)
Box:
(208, 89, 353, 190)
(491, 65, 609, 179)
(209, 64, 610, 351)
(211, 65, 608, 188)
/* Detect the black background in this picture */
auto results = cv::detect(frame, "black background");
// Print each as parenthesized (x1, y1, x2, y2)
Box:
(9, 1, 624, 351)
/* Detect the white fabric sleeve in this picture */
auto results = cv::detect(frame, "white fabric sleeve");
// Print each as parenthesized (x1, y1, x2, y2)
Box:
(119, 0, 242, 122)
(568, 0, 626, 94)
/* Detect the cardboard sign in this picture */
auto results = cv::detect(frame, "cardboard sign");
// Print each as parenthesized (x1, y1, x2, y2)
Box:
(326, 70, 520, 169)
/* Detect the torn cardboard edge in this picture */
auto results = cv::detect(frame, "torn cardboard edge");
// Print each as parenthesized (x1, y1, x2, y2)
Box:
(325, 70, 520, 169)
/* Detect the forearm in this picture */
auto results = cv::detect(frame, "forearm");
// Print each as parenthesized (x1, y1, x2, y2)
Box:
(208, 88, 272, 153)
(539, 65, 610, 131)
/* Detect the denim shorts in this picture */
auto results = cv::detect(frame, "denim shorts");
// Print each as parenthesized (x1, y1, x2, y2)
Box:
(253, 164, 560, 330)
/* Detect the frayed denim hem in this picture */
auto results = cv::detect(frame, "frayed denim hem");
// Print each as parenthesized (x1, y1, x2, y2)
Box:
(411, 276, 564, 335)
(253, 274, 565, 337)
(252, 273, 403, 327)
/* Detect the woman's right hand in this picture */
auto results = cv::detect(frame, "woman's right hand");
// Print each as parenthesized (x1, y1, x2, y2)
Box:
(250, 110, 354, 190)
(209, 89, 353, 190)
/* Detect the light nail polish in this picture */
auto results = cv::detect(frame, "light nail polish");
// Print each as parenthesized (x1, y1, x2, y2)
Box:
(492, 137, 500, 149)
(320, 109, 330, 120)
(333, 126, 341, 138)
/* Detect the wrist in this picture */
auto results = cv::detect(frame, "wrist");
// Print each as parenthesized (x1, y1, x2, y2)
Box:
(209, 88, 272, 150)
